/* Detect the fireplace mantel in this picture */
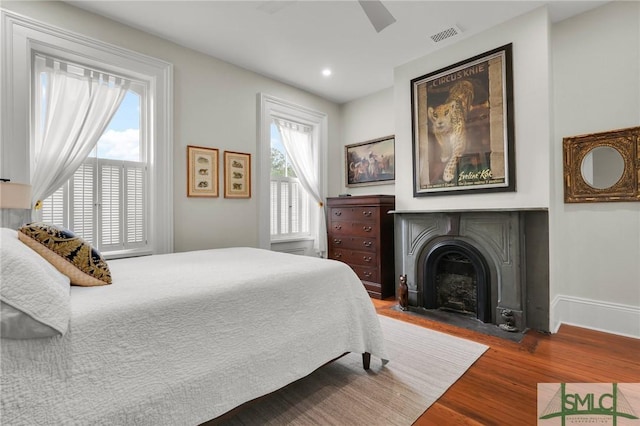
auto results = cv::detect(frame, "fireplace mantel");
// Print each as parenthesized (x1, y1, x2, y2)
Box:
(393, 210, 550, 332)
(391, 207, 548, 214)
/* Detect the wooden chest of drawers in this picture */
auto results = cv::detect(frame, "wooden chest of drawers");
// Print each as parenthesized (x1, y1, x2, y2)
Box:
(327, 195, 395, 299)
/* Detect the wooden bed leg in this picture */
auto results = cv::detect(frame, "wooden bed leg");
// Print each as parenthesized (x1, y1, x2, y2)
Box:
(362, 352, 371, 370)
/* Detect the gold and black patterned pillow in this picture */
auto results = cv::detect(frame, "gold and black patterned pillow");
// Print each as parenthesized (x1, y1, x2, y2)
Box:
(18, 223, 112, 287)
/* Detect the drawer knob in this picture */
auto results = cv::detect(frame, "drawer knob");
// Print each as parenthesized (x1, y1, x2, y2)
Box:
(364, 272, 372, 278)
(362, 226, 372, 232)
(334, 224, 342, 230)
(334, 253, 342, 259)
(334, 239, 342, 245)
(362, 211, 372, 217)
(363, 256, 372, 263)
(363, 241, 372, 248)
(334, 211, 342, 216)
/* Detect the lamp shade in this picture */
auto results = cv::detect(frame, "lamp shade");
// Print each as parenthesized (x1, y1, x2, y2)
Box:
(0, 182, 32, 209)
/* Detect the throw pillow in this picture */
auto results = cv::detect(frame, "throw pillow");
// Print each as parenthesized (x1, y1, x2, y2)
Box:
(18, 223, 112, 287)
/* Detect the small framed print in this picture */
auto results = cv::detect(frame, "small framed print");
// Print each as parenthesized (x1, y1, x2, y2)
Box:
(224, 151, 251, 198)
(187, 145, 219, 197)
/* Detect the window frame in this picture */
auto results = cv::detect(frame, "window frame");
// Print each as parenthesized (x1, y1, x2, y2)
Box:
(1, 10, 174, 255)
(269, 120, 312, 242)
(258, 94, 327, 251)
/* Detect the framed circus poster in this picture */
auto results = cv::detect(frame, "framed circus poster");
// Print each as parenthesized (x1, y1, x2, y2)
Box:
(410, 43, 515, 196)
(187, 145, 218, 197)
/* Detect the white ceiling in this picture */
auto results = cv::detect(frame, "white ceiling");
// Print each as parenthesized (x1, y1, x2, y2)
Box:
(67, 0, 608, 104)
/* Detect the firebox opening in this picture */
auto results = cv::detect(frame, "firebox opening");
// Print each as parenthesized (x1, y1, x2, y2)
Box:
(435, 252, 477, 316)
(423, 240, 491, 323)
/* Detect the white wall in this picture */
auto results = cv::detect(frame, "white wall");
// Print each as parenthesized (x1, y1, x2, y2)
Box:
(393, 7, 552, 212)
(550, 1, 640, 338)
(1, 1, 341, 253)
(337, 88, 395, 196)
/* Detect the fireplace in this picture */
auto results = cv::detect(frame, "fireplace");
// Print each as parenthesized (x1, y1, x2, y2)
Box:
(394, 210, 550, 333)
(423, 240, 490, 322)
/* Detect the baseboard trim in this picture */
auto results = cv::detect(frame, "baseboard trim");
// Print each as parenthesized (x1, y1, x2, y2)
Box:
(551, 295, 640, 339)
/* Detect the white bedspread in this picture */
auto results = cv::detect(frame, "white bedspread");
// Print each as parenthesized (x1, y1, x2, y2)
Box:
(1, 248, 388, 425)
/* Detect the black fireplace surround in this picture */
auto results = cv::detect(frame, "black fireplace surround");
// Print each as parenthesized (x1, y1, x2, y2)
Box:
(394, 210, 550, 332)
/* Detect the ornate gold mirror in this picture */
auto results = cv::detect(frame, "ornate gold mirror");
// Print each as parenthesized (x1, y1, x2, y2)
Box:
(563, 126, 639, 203)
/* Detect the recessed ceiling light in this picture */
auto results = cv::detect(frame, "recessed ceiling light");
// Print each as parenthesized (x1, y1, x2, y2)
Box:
(322, 68, 332, 77)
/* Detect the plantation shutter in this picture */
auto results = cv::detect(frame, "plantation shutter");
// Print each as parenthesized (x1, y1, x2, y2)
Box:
(99, 161, 122, 250)
(280, 181, 289, 234)
(124, 163, 146, 247)
(70, 160, 97, 245)
(270, 180, 278, 235)
(97, 160, 147, 251)
(269, 176, 310, 238)
(291, 181, 300, 233)
(45, 158, 148, 253)
(41, 187, 66, 228)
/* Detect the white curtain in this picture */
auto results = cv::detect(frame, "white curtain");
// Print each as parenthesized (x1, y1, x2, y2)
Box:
(274, 119, 327, 257)
(31, 55, 129, 214)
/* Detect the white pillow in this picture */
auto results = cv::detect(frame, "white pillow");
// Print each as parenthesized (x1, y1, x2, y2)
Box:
(0, 227, 71, 339)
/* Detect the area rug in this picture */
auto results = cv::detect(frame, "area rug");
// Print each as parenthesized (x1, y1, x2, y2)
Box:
(215, 315, 489, 425)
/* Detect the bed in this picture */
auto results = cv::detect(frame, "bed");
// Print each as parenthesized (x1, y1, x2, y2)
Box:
(0, 227, 388, 425)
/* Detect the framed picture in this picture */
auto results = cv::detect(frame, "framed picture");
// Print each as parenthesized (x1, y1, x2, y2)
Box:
(224, 151, 251, 198)
(187, 145, 218, 197)
(411, 43, 515, 196)
(345, 135, 395, 187)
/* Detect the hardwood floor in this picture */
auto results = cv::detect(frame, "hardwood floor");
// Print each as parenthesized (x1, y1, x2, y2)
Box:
(372, 298, 640, 425)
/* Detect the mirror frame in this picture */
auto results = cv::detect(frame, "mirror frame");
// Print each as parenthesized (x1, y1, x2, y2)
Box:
(563, 126, 639, 203)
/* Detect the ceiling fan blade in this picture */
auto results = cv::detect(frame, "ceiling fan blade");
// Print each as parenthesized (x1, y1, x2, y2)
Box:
(358, 0, 396, 33)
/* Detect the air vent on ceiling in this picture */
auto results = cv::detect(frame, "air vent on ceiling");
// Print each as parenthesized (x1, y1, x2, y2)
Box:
(429, 25, 463, 44)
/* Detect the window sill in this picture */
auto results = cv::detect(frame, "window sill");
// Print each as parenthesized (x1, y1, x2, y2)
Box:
(271, 236, 314, 244)
(103, 248, 153, 260)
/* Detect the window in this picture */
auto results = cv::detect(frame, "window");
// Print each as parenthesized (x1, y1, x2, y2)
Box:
(37, 56, 148, 256)
(270, 121, 310, 239)
(258, 94, 327, 256)
(2, 11, 174, 257)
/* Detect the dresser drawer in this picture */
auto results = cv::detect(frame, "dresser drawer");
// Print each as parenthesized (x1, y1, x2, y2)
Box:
(329, 235, 376, 252)
(329, 207, 379, 222)
(350, 265, 379, 283)
(330, 248, 378, 267)
(329, 221, 377, 237)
